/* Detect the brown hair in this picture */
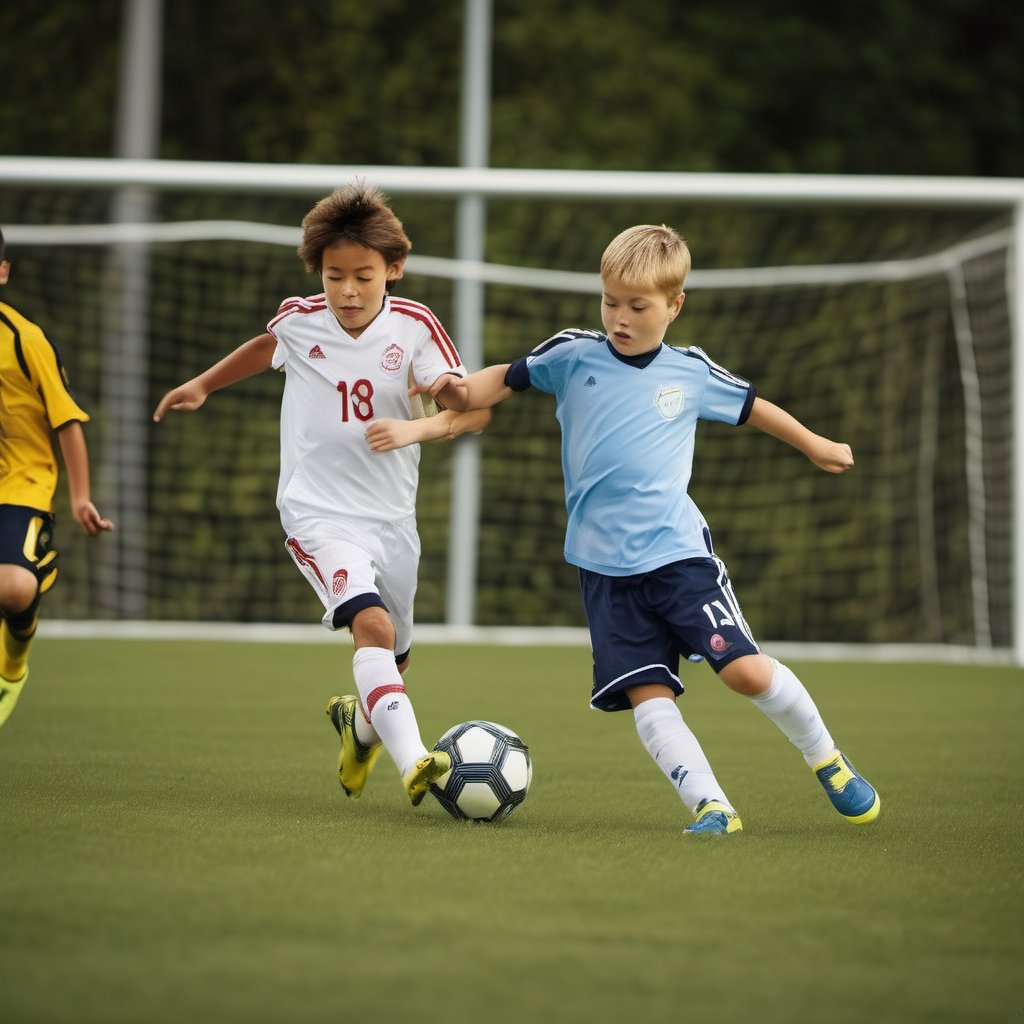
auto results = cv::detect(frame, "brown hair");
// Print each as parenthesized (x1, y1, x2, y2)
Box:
(297, 180, 411, 274)
(600, 224, 691, 299)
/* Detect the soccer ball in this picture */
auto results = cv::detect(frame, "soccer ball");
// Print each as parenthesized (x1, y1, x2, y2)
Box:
(429, 720, 532, 822)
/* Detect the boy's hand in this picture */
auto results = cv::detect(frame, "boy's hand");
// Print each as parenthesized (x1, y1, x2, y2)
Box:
(365, 419, 420, 452)
(74, 501, 115, 537)
(810, 439, 855, 474)
(433, 375, 470, 412)
(153, 380, 207, 422)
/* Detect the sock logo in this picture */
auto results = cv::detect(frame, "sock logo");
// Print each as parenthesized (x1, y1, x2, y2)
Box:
(670, 764, 689, 788)
(386, 699, 401, 711)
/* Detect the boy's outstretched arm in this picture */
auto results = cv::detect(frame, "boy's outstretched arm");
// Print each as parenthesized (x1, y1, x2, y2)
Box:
(746, 397, 854, 473)
(152, 333, 276, 421)
(422, 364, 513, 412)
(57, 421, 115, 537)
(365, 408, 493, 452)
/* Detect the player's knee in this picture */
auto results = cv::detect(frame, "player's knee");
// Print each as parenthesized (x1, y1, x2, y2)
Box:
(718, 652, 774, 696)
(0, 566, 40, 616)
(350, 606, 396, 651)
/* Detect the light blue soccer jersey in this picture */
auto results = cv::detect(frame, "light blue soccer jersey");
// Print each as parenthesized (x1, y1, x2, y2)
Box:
(508, 329, 755, 576)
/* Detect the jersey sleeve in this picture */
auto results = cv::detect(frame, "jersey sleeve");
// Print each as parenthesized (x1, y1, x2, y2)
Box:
(22, 326, 89, 429)
(686, 346, 756, 424)
(268, 297, 302, 370)
(409, 306, 465, 387)
(519, 328, 593, 395)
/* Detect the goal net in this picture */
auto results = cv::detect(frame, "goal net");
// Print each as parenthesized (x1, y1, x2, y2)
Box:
(0, 161, 1018, 663)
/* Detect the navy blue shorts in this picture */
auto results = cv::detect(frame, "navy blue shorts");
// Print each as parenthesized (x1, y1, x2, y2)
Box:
(578, 557, 760, 713)
(0, 504, 58, 589)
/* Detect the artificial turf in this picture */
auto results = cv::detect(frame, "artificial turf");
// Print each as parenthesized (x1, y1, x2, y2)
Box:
(1, 639, 1020, 1023)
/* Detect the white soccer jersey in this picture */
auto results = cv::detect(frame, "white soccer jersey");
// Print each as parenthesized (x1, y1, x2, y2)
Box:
(268, 293, 464, 523)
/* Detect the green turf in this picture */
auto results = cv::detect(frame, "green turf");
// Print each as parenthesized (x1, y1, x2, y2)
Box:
(1, 640, 1021, 1024)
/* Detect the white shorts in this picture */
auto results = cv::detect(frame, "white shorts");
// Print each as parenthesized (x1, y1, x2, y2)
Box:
(281, 510, 420, 658)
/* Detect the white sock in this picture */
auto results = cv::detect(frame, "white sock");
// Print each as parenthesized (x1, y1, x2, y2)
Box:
(352, 646, 427, 777)
(633, 697, 735, 816)
(749, 659, 836, 768)
(353, 697, 381, 748)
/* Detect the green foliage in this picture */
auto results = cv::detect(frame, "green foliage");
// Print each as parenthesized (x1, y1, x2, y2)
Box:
(4, 2, 1022, 174)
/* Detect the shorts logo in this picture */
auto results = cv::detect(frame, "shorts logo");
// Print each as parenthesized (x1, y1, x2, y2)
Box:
(655, 384, 684, 419)
(332, 569, 349, 597)
(381, 343, 405, 372)
(709, 633, 731, 655)
(308, 344, 326, 359)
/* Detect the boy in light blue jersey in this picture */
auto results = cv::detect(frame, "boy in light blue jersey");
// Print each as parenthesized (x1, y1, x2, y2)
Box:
(414, 223, 880, 836)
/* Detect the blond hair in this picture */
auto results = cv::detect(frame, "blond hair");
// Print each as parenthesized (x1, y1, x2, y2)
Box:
(600, 224, 690, 299)
(298, 180, 411, 275)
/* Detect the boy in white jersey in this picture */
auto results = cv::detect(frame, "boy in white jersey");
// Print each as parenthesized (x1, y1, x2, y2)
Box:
(410, 223, 880, 836)
(154, 182, 489, 806)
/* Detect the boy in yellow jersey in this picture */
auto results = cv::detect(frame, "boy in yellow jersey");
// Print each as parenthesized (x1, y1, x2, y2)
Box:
(0, 227, 113, 727)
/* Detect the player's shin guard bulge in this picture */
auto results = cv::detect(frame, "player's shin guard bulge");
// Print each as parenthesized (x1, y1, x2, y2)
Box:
(813, 750, 881, 824)
(1, 597, 39, 684)
(352, 646, 434, 801)
(325, 695, 382, 799)
(633, 697, 736, 818)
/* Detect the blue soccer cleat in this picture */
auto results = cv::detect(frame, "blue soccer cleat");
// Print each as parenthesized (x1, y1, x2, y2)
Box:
(683, 798, 743, 836)
(326, 695, 383, 799)
(813, 749, 880, 824)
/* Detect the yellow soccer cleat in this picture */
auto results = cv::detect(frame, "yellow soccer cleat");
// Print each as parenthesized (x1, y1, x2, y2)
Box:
(403, 749, 453, 807)
(0, 668, 28, 729)
(325, 695, 383, 799)
(813, 749, 881, 824)
(683, 798, 743, 836)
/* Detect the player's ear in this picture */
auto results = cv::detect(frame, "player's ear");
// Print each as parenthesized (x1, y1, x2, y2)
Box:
(387, 258, 406, 284)
(668, 291, 685, 321)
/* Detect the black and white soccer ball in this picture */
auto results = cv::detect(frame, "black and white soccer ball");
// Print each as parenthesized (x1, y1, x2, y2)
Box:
(429, 720, 532, 822)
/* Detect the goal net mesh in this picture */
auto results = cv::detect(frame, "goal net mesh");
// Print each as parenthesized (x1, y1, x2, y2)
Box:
(0, 184, 1013, 653)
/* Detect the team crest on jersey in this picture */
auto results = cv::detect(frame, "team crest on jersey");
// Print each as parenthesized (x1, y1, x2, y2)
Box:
(332, 569, 349, 598)
(381, 343, 405, 372)
(654, 384, 685, 419)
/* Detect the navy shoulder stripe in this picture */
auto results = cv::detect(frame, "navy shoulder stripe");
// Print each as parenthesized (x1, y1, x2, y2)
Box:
(528, 327, 604, 359)
(673, 345, 750, 390)
(1, 309, 31, 382)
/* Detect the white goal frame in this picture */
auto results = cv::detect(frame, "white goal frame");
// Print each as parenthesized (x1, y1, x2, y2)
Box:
(1, 156, 1022, 666)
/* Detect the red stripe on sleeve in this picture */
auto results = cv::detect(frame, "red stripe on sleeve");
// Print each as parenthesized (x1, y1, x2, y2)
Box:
(391, 299, 461, 368)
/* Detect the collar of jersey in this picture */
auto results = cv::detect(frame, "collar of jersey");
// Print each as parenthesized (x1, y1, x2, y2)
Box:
(329, 295, 391, 343)
(604, 338, 663, 369)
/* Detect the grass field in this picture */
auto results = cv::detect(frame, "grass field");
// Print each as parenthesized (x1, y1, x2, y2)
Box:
(1, 639, 1021, 1024)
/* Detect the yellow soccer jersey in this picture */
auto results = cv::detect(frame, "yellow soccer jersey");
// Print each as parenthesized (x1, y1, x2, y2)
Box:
(0, 300, 89, 511)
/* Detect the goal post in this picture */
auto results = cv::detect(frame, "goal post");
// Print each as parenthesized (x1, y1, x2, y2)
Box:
(1, 156, 1021, 666)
